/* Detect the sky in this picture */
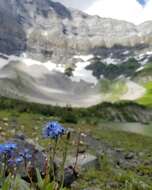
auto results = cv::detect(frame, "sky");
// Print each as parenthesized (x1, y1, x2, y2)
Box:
(54, 0, 152, 25)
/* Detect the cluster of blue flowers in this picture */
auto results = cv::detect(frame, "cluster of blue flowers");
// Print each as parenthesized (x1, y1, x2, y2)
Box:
(0, 142, 17, 154)
(43, 121, 65, 139)
(8, 148, 32, 166)
(0, 142, 32, 167)
(0, 121, 65, 170)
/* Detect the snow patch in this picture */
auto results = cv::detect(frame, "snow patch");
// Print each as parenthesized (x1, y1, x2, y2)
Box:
(0, 57, 9, 69)
(73, 55, 94, 62)
(42, 31, 48, 37)
(117, 75, 125, 79)
(72, 55, 97, 84)
(146, 51, 152, 55)
(0, 53, 20, 69)
(22, 58, 65, 73)
(140, 58, 149, 65)
(71, 60, 97, 84)
(103, 57, 120, 65)
(19, 54, 97, 84)
(122, 50, 129, 55)
(1, 53, 97, 85)
(136, 66, 144, 72)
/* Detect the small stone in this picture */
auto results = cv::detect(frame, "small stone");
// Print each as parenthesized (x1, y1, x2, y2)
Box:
(20, 125, 25, 130)
(4, 123, 9, 127)
(83, 188, 100, 190)
(115, 148, 124, 152)
(78, 146, 86, 154)
(71, 181, 79, 189)
(144, 160, 152, 166)
(14, 132, 26, 140)
(34, 126, 38, 130)
(108, 182, 119, 188)
(125, 152, 134, 160)
(3, 118, 8, 122)
(35, 137, 39, 142)
(138, 152, 144, 157)
(89, 179, 97, 185)
(81, 133, 87, 137)
(63, 166, 78, 187)
(1, 132, 6, 137)
(10, 129, 16, 135)
(39, 117, 43, 121)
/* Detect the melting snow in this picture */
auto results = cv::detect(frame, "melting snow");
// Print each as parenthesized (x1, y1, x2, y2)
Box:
(0, 53, 20, 69)
(0, 57, 9, 69)
(42, 31, 48, 37)
(22, 58, 65, 73)
(103, 57, 119, 65)
(0, 53, 98, 84)
(122, 50, 129, 55)
(71, 61, 97, 84)
(146, 51, 152, 55)
(73, 55, 94, 62)
(72, 55, 97, 84)
(136, 66, 144, 72)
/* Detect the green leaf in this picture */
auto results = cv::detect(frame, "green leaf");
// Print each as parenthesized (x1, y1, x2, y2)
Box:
(1, 177, 11, 190)
(14, 176, 30, 190)
(36, 168, 44, 189)
(45, 183, 54, 190)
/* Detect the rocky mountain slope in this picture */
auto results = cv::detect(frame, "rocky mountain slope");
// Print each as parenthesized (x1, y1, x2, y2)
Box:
(0, 0, 152, 106)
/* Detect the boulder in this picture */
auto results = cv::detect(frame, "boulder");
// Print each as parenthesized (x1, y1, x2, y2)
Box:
(65, 153, 98, 170)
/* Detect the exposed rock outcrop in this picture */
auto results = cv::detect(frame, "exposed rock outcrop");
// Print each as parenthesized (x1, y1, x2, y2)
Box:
(0, 0, 152, 59)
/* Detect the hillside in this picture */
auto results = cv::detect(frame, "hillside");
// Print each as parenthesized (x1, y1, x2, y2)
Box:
(0, 0, 152, 106)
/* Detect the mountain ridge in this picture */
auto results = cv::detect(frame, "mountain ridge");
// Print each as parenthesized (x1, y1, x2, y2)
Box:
(0, 0, 152, 58)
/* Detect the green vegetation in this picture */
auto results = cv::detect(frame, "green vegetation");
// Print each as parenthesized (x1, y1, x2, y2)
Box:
(0, 96, 148, 125)
(143, 62, 152, 69)
(64, 67, 74, 77)
(131, 61, 152, 107)
(137, 81, 152, 107)
(92, 124, 152, 152)
(86, 57, 140, 79)
(133, 62, 152, 85)
(134, 67, 152, 80)
(0, 97, 152, 189)
(74, 125, 152, 190)
(1, 108, 152, 189)
(99, 79, 128, 101)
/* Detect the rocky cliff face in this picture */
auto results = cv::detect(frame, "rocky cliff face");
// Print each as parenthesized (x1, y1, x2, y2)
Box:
(0, 0, 152, 59)
(0, 0, 26, 55)
(0, 0, 152, 107)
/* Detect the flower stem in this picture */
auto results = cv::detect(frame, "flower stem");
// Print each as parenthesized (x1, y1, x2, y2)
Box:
(74, 132, 81, 170)
(60, 132, 70, 189)
(49, 138, 58, 182)
(3, 153, 7, 177)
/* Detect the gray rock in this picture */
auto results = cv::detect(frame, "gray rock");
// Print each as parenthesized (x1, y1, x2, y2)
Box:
(63, 166, 78, 187)
(66, 153, 98, 170)
(14, 132, 26, 140)
(25, 138, 45, 152)
(125, 152, 134, 160)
